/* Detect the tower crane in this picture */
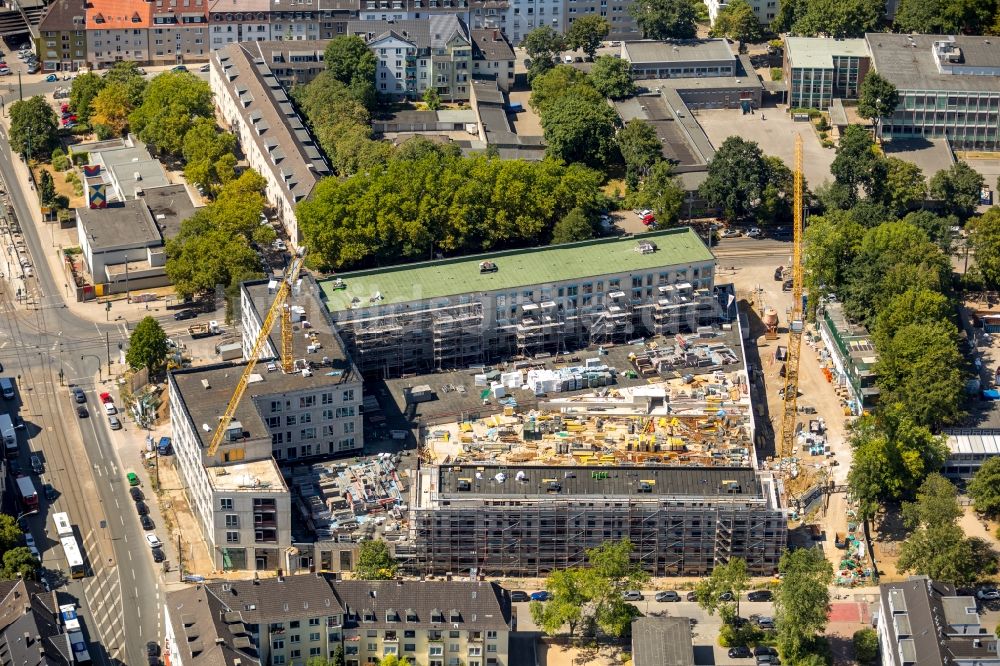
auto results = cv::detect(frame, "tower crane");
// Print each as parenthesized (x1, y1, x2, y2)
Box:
(779, 135, 805, 466)
(205, 255, 304, 459)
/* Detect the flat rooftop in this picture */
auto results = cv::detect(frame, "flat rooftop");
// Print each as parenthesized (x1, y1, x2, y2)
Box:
(320, 228, 714, 313)
(139, 184, 199, 240)
(784, 37, 869, 69)
(623, 39, 733, 64)
(77, 199, 162, 251)
(866, 33, 1000, 92)
(436, 464, 762, 497)
(944, 430, 1000, 456)
(207, 458, 285, 493)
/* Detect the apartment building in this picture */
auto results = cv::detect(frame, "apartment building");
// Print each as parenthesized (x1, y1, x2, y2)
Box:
(147, 0, 209, 65)
(165, 574, 513, 666)
(470, 0, 561, 43)
(209, 0, 272, 50)
(783, 37, 870, 110)
(357, 0, 472, 24)
(565, 0, 637, 39)
(318, 229, 716, 377)
(35, 0, 88, 72)
(255, 39, 330, 87)
(877, 576, 1000, 666)
(705, 0, 777, 26)
(86, 0, 152, 67)
(471, 29, 514, 88)
(347, 15, 472, 101)
(868, 33, 1000, 149)
(0, 579, 77, 666)
(401, 464, 786, 577)
(210, 41, 331, 247)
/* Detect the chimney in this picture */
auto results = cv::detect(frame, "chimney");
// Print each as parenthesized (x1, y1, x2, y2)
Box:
(493, 29, 498, 40)
(23, 632, 30, 645)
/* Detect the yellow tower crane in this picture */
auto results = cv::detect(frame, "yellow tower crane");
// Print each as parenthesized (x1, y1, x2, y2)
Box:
(779, 135, 805, 464)
(205, 255, 304, 459)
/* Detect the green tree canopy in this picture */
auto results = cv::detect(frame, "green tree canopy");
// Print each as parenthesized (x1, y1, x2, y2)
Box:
(585, 539, 649, 638)
(872, 288, 953, 351)
(901, 210, 956, 251)
(894, 0, 995, 35)
(0, 515, 22, 554)
(695, 558, 750, 619)
(530, 65, 597, 113)
(710, 0, 763, 42)
(529, 568, 590, 636)
(853, 629, 879, 665)
(566, 15, 610, 58)
(874, 157, 926, 215)
(541, 94, 620, 167)
(970, 206, 1000, 289)
(617, 119, 662, 187)
(91, 82, 134, 136)
(38, 170, 56, 208)
(0, 547, 38, 581)
(182, 117, 238, 192)
(629, 0, 699, 39)
(803, 209, 865, 299)
(830, 124, 880, 204)
(857, 72, 899, 125)
(930, 161, 985, 219)
(69, 72, 104, 123)
(552, 207, 595, 244)
(634, 161, 684, 225)
(523, 26, 566, 81)
(774, 548, 833, 663)
(699, 136, 769, 221)
(323, 35, 377, 109)
(423, 86, 441, 110)
(354, 539, 399, 579)
(791, 0, 883, 37)
(9, 96, 58, 159)
(126, 316, 170, 373)
(129, 71, 214, 156)
(589, 55, 637, 100)
(968, 457, 1000, 517)
(770, 0, 808, 33)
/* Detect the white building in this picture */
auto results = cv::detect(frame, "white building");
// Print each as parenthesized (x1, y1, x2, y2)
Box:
(705, 0, 776, 26)
(209, 0, 272, 50)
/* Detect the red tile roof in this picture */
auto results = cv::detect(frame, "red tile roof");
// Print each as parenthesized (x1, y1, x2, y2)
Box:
(86, 0, 153, 29)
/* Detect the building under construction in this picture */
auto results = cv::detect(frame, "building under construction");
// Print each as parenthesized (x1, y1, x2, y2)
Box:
(399, 464, 785, 577)
(319, 229, 718, 377)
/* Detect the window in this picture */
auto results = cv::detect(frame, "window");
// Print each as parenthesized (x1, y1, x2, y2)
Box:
(343, 389, 355, 402)
(270, 400, 283, 413)
(404, 643, 416, 652)
(322, 392, 334, 404)
(266, 416, 280, 428)
(219, 498, 233, 510)
(273, 656, 286, 665)
(487, 645, 497, 653)
(404, 630, 416, 638)
(290, 634, 301, 644)
(300, 395, 316, 408)
(486, 631, 497, 639)
(310, 648, 321, 656)
(367, 643, 378, 651)
(323, 409, 334, 420)
(301, 427, 317, 440)
(336, 406, 356, 418)
(309, 619, 321, 626)
(310, 632, 320, 641)
(343, 422, 355, 434)
(300, 413, 312, 424)
(290, 650, 301, 659)
(286, 415, 297, 427)
(225, 515, 239, 528)
(226, 531, 239, 543)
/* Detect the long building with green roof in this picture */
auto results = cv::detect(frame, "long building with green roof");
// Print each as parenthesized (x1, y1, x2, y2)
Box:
(318, 228, 718, 376)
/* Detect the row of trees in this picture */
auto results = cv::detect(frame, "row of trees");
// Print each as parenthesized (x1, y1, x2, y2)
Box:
(698, 136, 797, 223)
(521, 18, 611, 82)
(297, 142, 607, 270)
(0, 514, 39, 581)
(774, 0, 999, 37)
(69, 62, 147, 138)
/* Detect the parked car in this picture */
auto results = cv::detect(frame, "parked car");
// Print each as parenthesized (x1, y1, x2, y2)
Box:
(43, 483, 57, 501)
(29, 454, 43, 474)
(728, 647, 752, 659)
(27, 64, 39, 74)
(641, 213, 656, 226)
(782, 279, 793, 292)
(108, 414, 122, 430)
(686, 590, 698, 601)
(977, 588, 1000, 601)
(171, 64, 188, 72)
(622, 590, 643, 601)
(44, 73, 57, 82)
(719, 591, 734, 602)
(145, 533, 162, 549)
(199, 63, 210, 72)
(62, 122, 76, 130)
(0, 67, 10, 76)
(747, 590, 773, 602)
(654, 591, 680, 602)
(754, 647, 778, 657)
(9, 460, 20, 476)
(273, 239, 287, 251)
(510, 591, 529, 603)
(746, 227, 762, 238)
(529, 591, 550, 602)
(23, 533, 38, 558)
(173, 309, 197, 321)
(756, 617, 775, 630)
(104, 402, 117, 416)
(721, 228, 741, 238)
(135, 501, 150, 516)
(61, 115, 77, 125)
(130, 487, 145, 502)
(151, 547, 165, 562)
(140, 515, 154, 530)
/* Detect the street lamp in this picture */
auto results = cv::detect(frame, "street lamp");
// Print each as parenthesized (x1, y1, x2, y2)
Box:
(124, 253, 130, 303)
(80, 354, 102, 382)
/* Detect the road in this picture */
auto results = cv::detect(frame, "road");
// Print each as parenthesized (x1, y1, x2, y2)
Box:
(0, 120, 165, 665)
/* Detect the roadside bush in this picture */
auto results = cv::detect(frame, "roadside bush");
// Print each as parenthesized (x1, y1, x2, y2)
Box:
(819, 131, 828, 140)
(93, 123, 113, 140)
(51, 148, 68, 171)
(816, 116, 831, 131)
(853, 628, 878, 663)
(718, 622, 764, 648)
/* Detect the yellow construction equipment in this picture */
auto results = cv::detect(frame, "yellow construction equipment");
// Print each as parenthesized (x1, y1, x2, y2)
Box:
(206, 255, 304, 459)
(779, 135, 805, 464)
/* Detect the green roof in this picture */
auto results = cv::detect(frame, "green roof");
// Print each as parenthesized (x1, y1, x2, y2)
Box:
(320, 227, 714, 313)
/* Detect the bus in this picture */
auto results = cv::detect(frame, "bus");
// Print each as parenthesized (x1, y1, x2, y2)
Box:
(15, 475, 37, 510)
(53, 512, 73, 538)
(67, 630, 91, 663)
(60, 536, 85, 579)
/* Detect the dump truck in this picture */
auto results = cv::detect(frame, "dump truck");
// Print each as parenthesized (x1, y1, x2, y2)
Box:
(188, 321, 220, 338)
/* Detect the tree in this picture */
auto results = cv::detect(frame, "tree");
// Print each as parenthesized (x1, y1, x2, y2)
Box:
(38, 170, 56, 208)
(830, 125, 880, 203)
(617, 119, 661, 187)
(354, 539, 398, 579)
(566, 15, 610, 59)
(853, 628, 879, 664)
(126, 317, 169, 373)
(9, 96, 58, 159)
(969, 204, 1000, 289)
(552, 207, 595, 244)
(529, 568, 591, 635)
(91, 82, 132, 136)
(530, 65, 597, 113)
(331, 645, 345, 666)
(930, 161, 985, 219)
(0, 547, 38, 581)
(423, 86, 441, 111)
(585, 539, 649, 638)
(589, 55, 636, 100)
(629, 0, 699, 39)
(857, 72, 899, 143)
(0, 515, 22, 553)
(791, 0, 882, 37)
(901, 210, 955, 251)
(183, 118, 238, 192)
(523, 26, 566, 82)
(894, 0, 994, 35)
(541, 94, 619, 167)
(69, 72, 104, 123)
(968, 457, 1000, 517)
(872, 288, 953, 351)
(695, 558, 749, 619)
(774, 548, 833, 664)
(102, 61, 148, 107)
(375, 657, 411, 666)
(770, 0, 808, 33)
(803, 210, 864, 305)
(874, 157, 925, 215)
(699, 136, 769, 221)
(323, 35, 377, 109)
(634, 160, 684, 225)
(710, 0, 762, 43)
(129, 72, 214, 157)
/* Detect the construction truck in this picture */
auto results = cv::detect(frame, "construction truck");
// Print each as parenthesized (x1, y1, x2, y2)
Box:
(188, 321, 220, 338)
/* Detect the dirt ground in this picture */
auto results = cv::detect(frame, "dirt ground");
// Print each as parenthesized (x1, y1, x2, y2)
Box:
(32, 162, 85, 208)
(155, 455, 217, 577)
(538, 643, 621, 666)
(507, 89, 544, 136)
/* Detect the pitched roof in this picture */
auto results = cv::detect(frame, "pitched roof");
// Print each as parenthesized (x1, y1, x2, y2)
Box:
(86, 0, 153, 29)
(337, 580, 511, 632)
(37, 0, 86, 32)
(166, 585, 261, 666)
(204, 574, 346, 624)
(348, 15, 468, 50)
(0, 580, 72, 666)
(471, 29, 514, 61)
(632, 617, 694, 666)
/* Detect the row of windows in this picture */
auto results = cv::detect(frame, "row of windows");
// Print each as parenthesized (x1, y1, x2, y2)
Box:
(270, 438, 358, 458)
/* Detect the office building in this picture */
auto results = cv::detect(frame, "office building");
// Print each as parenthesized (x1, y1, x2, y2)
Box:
(817, 301, 879, 415)
(783, 37, 870, 110)
(164, 574, 513, 666)
(877, 576, 1000, 666)
(622, 38, 737, 80)
(347, 16, 472, 101)
(941, 429, 1000, 481)
(210, 41, 332, 247)
(319, 228, 716, 377)
(401, 464, 785, 577)
(867, 33, 1000, 149)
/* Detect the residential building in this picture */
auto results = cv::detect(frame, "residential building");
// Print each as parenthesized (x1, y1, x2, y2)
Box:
(319, 228, 716, 377)
(941, 429, 1000, 481)
(622, 38, 737, 80)
(565, 0, 637, 39)
(705, 0, 777, 26)
(209, 0, 272, 50)
(877, 576, 1000, 666)
(0, 579, 76, 666)
(148, 0, 210, 65)
(35, 0, 88, 72)
(210, 41, 331, 247)
(168, 275, 362, 571)
(356, 0, 472, 24)
(347, 15, 473, 101)
(867, 33, 1000, 149)
(783, 37, 870, 110)
(632, 618, 694, 666)
(164, 574, 513, 666)
(254, 39, 330, 88)
(86, 0, 153, 68)
(471, 29, 514, 89)
(817, 301, 879, 414)
(270, 0, 323, 40)
(401, 464, 786, 577)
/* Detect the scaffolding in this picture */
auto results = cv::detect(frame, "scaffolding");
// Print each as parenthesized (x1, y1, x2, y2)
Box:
(351, 311, 405, 378)
(431, 303, 485, 370)
(653, 283, 698, 335)
(516, 301, 565, 357)
(589, 290, 633, 344)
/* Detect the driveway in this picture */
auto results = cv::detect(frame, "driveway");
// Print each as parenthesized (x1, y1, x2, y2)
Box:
(695, 108, 835, 188)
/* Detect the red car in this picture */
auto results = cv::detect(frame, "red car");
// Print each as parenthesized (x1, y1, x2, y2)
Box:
(641, 213, 656, 226)
(60, 103, 70, 113)
(61, 115, 77, 125)
(99, 392, 113, 404)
